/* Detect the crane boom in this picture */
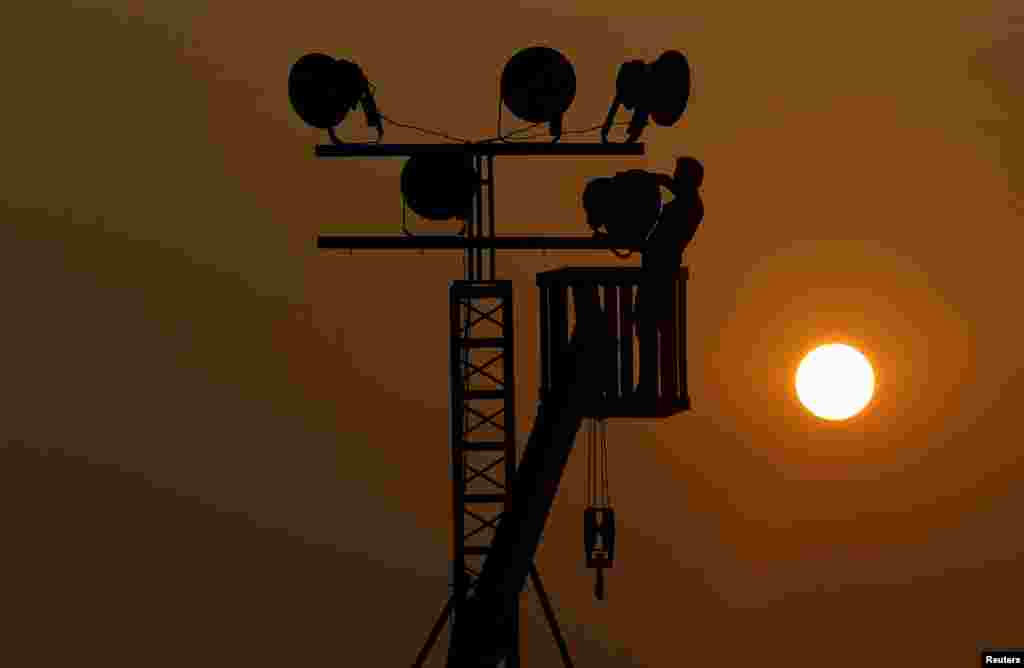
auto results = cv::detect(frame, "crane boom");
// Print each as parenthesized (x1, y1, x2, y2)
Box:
(448, 286, 607, 667)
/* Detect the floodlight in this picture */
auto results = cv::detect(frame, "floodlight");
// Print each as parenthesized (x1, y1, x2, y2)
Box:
(601, 50, 691, 143)
(500, 46, 577, 141)
(288, 53, 383, 143)
(583, 171, 662, 239)
(400, 154, 479, 222)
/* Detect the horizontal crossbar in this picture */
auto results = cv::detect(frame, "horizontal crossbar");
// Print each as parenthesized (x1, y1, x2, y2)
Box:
(314, 142, 645, 157)
(318, 235, 650, 251)
(464, 494, 505, 504)
(460, 442, 508, 452)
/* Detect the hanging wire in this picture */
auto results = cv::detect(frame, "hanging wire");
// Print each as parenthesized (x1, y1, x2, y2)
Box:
(592, 419, 599, 506)
(474, 122, 542, 144)
(586, 418, 596, 507)
(369, 79, 651, 251)
(590, 418, 596, 508)
(478, 84, 638, 144)
(585, 418, 593, 506)
(585, 417, 611, 508)
(492, 91, 538, 144)
(496, 120, 634, 143)
(600, 418, 611, 507)
(355, 76, 654, 146)
(490, 86, 547, 143)
(326, 126, 380, 145)
(379, 112, 472, 143)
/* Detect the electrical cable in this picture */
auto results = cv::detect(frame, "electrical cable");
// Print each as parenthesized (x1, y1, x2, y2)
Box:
(371, 83, 657, 248)
(586, 418, 596, 507)
(600, 418, 610, 507)
(380, 112, 471, 143)
(467, 90, 541, 144)
(335, 78, 664, 146)
(372, 77, 473, 143)
(326, 126, 380, 145)
(369, 83, 466, 143)
(585, 418, 593, 506)
(503, 120, 633, 143)
(583, 417, 611, 508)
(481, 84, 639, 144)
(590, 418, 597, 508)
(474, 122, 542, 144)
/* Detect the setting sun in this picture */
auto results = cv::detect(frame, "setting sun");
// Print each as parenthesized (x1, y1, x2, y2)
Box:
(796, 343, 875, 421)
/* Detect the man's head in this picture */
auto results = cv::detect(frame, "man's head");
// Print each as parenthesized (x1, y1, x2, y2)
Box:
(673, 157, 703, 189)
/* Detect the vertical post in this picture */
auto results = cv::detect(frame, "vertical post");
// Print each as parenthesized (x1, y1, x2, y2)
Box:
(487, 154, 496, 281)
(619, 282, 633, 398)
(659, 272, 677, 405)
(639, 274, 657, 400)
(501, 284, 518, 668)
(604, 283, 620, 402)
(549, 281, 567, 389)
(465, 157, 475, 282)
(539, 276, 550, 404)
(448, 284, 467, 654)
(474, 154, 484, 281)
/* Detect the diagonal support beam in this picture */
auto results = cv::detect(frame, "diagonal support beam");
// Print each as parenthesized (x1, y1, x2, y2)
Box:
(413, 595, 454, 668)
(463, 354, 505, 386)
(466, 301, 504, 329)
(465, 457, 506, 487)
(464, 509, 503, 542)
(465, 405, 506, 433)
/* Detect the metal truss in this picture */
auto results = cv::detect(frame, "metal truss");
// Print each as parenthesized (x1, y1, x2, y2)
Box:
(447, 279, 518, 666)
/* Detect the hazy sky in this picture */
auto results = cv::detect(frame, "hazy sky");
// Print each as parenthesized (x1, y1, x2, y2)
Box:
(3, 1, 1022, 666)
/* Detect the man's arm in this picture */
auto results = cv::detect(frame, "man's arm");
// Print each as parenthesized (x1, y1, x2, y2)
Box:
(654, 172, 678, 196)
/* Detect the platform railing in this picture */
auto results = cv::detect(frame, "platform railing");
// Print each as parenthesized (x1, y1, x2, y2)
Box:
(537, 266, 691, 419)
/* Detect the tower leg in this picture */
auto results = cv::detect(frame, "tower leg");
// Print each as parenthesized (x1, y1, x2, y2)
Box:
(412, 595, 454, 668)
(528, 564, 575, 668)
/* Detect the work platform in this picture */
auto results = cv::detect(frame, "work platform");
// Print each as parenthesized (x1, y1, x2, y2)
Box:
(537, 266, 692, 419)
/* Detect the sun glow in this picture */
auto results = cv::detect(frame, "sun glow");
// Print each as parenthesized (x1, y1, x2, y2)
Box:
(796, 344, 875, 421)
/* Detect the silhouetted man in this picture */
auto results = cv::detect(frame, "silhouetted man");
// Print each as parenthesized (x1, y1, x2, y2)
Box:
(642, 157, 703, 274)
(580, 157, 703, 401)
(637, 157, 703, 400)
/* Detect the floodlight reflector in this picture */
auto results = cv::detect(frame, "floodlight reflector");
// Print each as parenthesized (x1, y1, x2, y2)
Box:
(601, 49, 692, 143)
(288, 52, 383, 141)
(400, 154, 479, 221)
(648, 50, 691, 127)
(500, 46, 577, 139)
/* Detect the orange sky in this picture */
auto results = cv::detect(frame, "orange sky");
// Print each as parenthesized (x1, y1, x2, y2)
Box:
(3, 1, 1022, 666)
